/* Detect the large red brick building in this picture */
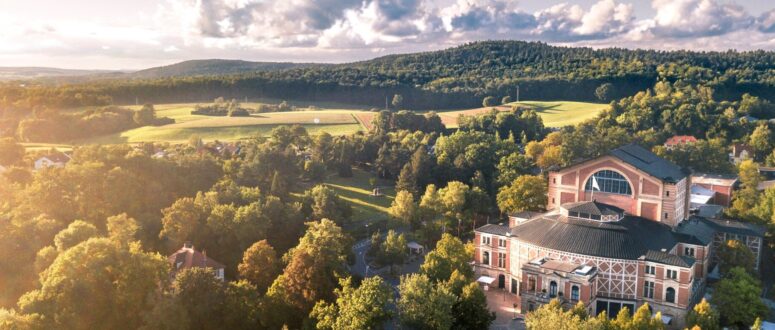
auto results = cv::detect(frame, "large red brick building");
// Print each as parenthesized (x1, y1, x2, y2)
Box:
(474, 144, 765, 329)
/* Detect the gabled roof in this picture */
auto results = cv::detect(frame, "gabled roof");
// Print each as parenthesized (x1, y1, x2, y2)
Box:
(39, 152, 71, 163)
(563, 200, 623, 216)
(674, 216, 716, 246)
(609, 144, 688, 183)
(644, 250, 695, 268)
(551, 144, 688, 183)
(168, 245, 225, 272)
(476, 223, 511, 236)
(664, 135, 697, 146)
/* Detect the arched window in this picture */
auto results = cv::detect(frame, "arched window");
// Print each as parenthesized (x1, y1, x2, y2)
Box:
(571, 285, 580, 301)
(665, 287, 676, 303)
(585, 170, 632, 195)
(549, 281, 558, 297)
(482, 251, 490, 265)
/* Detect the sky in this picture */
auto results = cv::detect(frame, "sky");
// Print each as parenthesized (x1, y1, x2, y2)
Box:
(1, 0, 775, 70)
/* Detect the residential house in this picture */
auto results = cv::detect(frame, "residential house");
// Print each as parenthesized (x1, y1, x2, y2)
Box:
(34, 152, 71, 170)
(168, 243, 226, 281)
(729, 144, 753, 164)
(663, 135, 697, 149)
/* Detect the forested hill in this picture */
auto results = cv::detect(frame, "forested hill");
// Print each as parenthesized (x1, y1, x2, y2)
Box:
(4, 41, 775, 109)
(124, 59, 322, 79)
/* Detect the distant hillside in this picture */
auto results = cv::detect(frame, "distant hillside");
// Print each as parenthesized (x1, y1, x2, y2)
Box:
(0, 67, 118, 80)
(4, 41, 775, 109)
(124, 59, 322, 79)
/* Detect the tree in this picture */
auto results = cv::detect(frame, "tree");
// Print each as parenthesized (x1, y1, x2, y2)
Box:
(501, 96, 512, 105)
(264, 219, 350, 327)
(17, 238, 169, 330)
(497, 175, 547, 214)
(106, 213, 140, 247)
(310, 277, 392, 330)
(525, 299, 585, 329)
(686, 298, 720, 330)
(496, 153, 534, 186)
(133, 104, 156, 126)
(396, 163, 419, 196)
(0, 138, 24, 166)
(53, 220, 98, 252)
(595, 83, 614, 102)
(712, 267, 767, 327)
(391, 94, 403, 110)
(237, 240, 280, 293)
(482, 96, 496, 107)
(301, 185, 352, 224)
(421, 233, 473, 282)
(452, 282, 495, 330)
(389, 190, 417, 227)
(170, 268, 227, 330)
(398, 274, 455, 330)
(380, 230, 408, 271)
(716, 239, 756, 274)
(749, 124, 772, 159)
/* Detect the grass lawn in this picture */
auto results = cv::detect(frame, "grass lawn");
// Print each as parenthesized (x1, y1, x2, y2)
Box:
(321, 168, 395, 224)
(437, 100, 608, 128)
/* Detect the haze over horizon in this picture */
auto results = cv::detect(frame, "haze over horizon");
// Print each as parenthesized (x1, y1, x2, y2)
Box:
(2, 0, 775, 70)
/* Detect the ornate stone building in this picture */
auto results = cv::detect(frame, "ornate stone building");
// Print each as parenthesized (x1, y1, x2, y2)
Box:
(473, 144, 765, 329)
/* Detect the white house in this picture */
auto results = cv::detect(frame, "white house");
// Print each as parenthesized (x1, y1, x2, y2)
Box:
(34, 152, 71, 170)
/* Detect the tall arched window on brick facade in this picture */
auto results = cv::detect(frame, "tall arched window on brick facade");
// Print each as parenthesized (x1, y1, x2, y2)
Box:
(571, 285, 580, 301)
(585, 170, 632, 195)
(549, 281, 558, 298)
(665, 287, 676, 303)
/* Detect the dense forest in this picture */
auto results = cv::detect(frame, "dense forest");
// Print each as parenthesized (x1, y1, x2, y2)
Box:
(3, 41, 775, 110)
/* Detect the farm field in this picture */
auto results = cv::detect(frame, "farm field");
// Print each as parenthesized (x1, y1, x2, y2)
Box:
(76, 103, 373, 144)
(70, 100, 607, 145)
(436, 100, 608, 128)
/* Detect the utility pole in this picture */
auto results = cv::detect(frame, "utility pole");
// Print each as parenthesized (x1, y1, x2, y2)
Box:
(135, 97, 139, 106)
(385, 96, 388, 111)
(516, 85, 520, 102)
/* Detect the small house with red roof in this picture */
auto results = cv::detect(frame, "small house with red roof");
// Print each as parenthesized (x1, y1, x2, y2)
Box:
(664, 135, 697, 149)
(168, 243, 225, 281)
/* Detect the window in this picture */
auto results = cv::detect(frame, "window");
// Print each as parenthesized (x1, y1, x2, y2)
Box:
(528, 276, 536, 291)
(552, 197, 555, 204)
(482, 236, 491, 246)
(549, 281, 558, 298)
(585, 170, 632, 195)
(664, 212, 669, 219)
(571, 285, 580, 301)
(482, 251, 490, 265)
(665, 287, 676, 303)
(498, 253, 506, 268)
(645, 265, 656, 275)
(666, 269, 677, 280)
(498, 238, 506, 247)
(644, 281, 654, 298)
(511, 278, 518, 294)
(684, 247, 695, 257)
(553, 178, 556, 184)
(666, 191, 670, 197)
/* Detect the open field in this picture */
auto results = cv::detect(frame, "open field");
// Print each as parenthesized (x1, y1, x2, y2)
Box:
(69, 100, 606, 144)
(321, 169, 395, 223)
(437, 100, 608, 128)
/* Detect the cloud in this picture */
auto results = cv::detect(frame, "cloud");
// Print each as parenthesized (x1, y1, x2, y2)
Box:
(644, 0, 754, 38)
(759, 9, 775, 33)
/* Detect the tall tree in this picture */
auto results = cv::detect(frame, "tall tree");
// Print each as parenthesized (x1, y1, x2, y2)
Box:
(397, 274, 455, 330)
(238, 240, 280, 293)
(716, 239, 756, 274)
(712, 267, 767, 327)
(420, 233, 473, 282)
(0, 138, 24, 166)
(389, 190, 417, 227)
(17, 238, 168, 330)
(310, 277, 393, 330)
(686, 298, 720, 330)
(53, 220, 98, 252)
(451, 282, 496, 330)
(497, 175, 547, 214)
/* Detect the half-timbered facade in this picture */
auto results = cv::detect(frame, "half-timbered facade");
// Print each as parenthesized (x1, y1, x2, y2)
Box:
(474, 145, 765, 329)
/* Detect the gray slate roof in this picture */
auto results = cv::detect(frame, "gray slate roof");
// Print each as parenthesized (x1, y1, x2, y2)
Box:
(700, 217, 766, 237)
(673, 217, 716, 246)
(510, 214, 679, 260)
(563, 201, 624, 216)
(644, 250, 695, 268)
(609, 144, 688, 183)
(477, 223, 511, 236)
